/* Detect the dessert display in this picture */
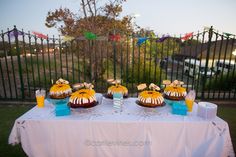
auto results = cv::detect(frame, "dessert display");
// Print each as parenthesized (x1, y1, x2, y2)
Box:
(163, 80, 187, 101)
(107, 79, 128, 98)
(69, 82, 97, 108)
(137, 83, 164, 107)
(49, 78, 72, 99)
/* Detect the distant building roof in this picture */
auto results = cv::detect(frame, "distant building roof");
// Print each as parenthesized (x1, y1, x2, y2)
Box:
(174, 39, 236, 60)
(200, 39, 236, 60)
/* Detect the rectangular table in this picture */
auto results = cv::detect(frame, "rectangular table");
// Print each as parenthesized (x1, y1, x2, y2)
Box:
(9, 94, 235, 157)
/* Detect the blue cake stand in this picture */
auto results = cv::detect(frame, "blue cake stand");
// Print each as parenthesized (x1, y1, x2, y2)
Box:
(47, 97, 70, 105)
(46, 97, 71, 116)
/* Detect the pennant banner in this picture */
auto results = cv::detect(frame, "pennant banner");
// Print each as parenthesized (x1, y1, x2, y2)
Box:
(109, 34, 121, 42)
(63, 35, 75, 42)
(223, 32, 234, 37)
(32, 31, 48, 39)
(156, 35, 170, 42)
(9, 31, 24, 38)
(84, 32, 97, 40)
(97, 36, 108, 40)
(203, 26, 211, 31)
(8, 28, 233, 43)
(137, 37, 148, 46)
(181, 32, 193, 41)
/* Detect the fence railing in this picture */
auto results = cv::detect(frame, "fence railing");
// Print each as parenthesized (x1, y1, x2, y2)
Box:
(0, 26, 235, 101)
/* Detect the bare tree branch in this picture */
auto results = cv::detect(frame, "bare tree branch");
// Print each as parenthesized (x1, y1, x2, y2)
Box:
(93, 0, 97, 16)
(87, 0, 94, 17)
(81, 0, 88, 18)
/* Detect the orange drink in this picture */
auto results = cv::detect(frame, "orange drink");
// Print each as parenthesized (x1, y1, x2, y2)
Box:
(35, 89, 46, 108)
(185, 98, 194, 112)
(36, 95, 45, 108)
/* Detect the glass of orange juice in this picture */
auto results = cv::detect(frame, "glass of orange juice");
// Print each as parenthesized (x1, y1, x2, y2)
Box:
(185, 98, 194, 112)
(185, 90, 196, 112)
(36, 89, 46, 108)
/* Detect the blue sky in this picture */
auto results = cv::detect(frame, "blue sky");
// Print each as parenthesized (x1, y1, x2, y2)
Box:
(0, 0, 235, 36)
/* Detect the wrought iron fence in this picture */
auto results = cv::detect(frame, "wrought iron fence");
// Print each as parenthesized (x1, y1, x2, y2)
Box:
(0, 26, 235, 101)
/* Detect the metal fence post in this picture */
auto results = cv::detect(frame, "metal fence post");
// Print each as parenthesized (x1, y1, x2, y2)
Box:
(14, 26, 25, 99)
(201, 26, 213, 99)
(2, 26, 236, 101)
(113, 41, 116, 79)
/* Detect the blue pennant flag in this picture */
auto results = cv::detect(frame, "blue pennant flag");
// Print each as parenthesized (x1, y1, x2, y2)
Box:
(156, 35, 170, 42)
(137, 37, 148, 46)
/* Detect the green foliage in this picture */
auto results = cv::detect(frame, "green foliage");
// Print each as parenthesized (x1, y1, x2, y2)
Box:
(9, 48, 21, 56)
(206, 72, 236, 91)
(122, 59, 165, 85)
(0, 50, 5, 57)
(45, 0, 133, 36)
(0, 47, 24, 57)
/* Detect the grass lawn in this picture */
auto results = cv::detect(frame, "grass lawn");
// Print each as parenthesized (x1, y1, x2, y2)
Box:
(0, 105, 32, 157)
(0, 105, 235, 156)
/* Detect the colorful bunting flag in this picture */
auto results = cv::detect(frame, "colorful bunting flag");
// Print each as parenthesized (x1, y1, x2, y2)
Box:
(32, 31, 48, 39)
(156, 35, 170, 42)
(223, 32, 233, 37)
(203, 26, 211, 31)
(109, 33, 121, 42)
(137, 37, 148, 46)
(84, 32, 97, 40)
(63, 35, 75, 42)
(9, 31, 24, 38)
(181, 32, 193, 41)
(97, 36, 108, 40)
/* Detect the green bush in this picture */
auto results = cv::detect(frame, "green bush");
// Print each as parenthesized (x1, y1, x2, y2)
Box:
(122, 60, 164, 85)
(206, 72, 236, 91)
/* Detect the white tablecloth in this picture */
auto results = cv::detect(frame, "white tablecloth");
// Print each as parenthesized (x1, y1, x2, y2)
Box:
(9, 94, 235, 157)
